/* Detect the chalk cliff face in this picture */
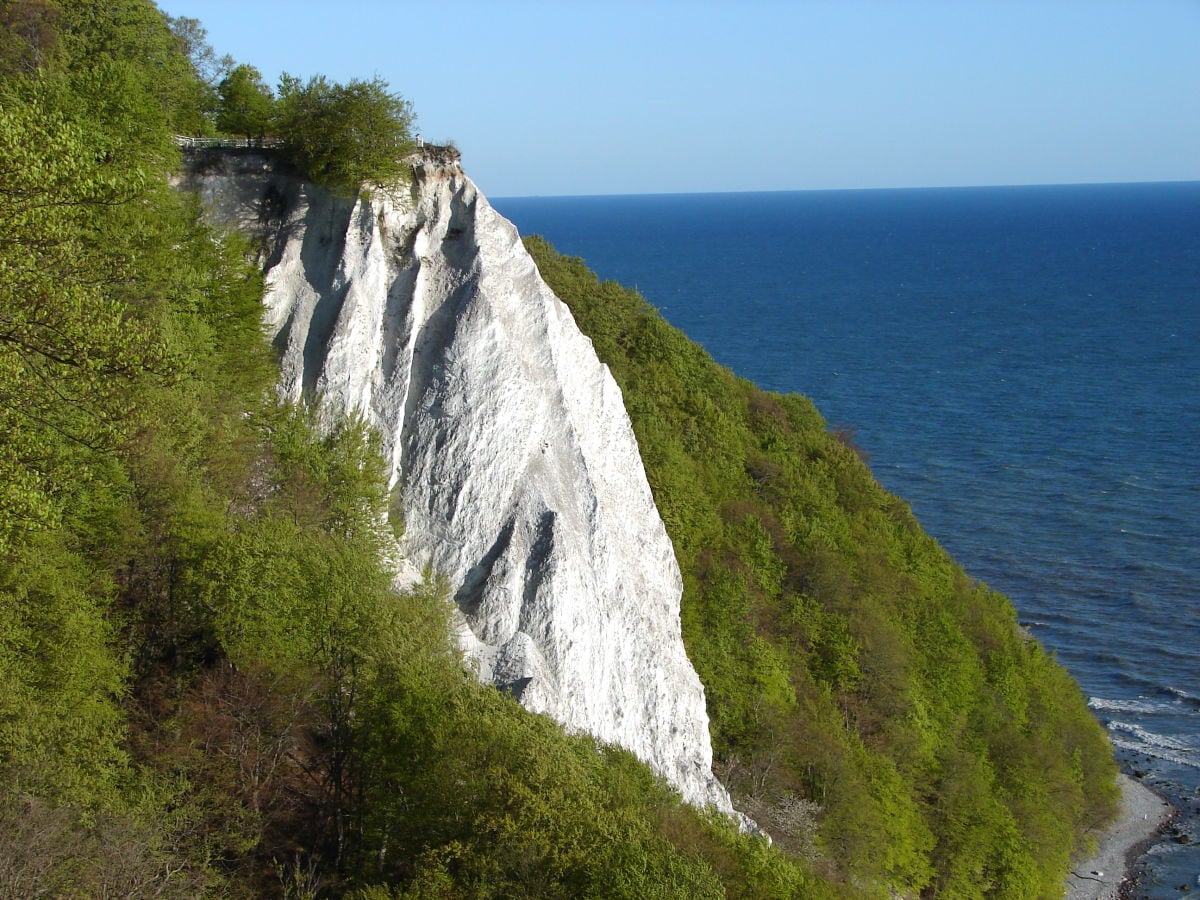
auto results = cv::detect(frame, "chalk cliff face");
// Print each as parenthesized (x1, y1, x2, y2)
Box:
(178, 151, 733, 813)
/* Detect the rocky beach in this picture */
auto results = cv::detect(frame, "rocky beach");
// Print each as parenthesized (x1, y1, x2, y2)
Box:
(1066, 774, 1175, 900)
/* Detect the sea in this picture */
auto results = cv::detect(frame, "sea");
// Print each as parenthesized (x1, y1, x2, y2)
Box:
(494, 182, 1200, 896)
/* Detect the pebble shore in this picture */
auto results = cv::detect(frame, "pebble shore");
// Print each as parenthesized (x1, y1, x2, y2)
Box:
(1065, 774, 1175, 900)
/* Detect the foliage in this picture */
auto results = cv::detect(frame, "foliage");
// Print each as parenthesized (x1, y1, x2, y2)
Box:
(0, 85, 164, 544)
(0, 0, 60, 75)
(52, 0, 214, 137)
(275, 73, 416, 193)
(526, 235, 1121, 897)
(216, 63, 274, 139)
(166, 13, 233, 87)
(0, 4, 834, 896)
(0, 1, 1118, 895)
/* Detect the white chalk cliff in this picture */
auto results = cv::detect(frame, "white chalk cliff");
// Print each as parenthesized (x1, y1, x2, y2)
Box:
(177, 150, 734, 813)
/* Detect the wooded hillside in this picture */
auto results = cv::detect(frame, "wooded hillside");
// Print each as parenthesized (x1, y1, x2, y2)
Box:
(527, 237, 1118, 897)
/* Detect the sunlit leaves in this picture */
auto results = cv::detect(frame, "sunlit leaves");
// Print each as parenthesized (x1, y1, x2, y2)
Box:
(275, 73, 416, 194)
(0, 90, 164, 543)
(215, 64, 273, 139)
(526, 234, 1119, 896)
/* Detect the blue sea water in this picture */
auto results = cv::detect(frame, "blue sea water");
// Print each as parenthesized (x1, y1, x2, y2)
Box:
(494, 182, 1200, 896)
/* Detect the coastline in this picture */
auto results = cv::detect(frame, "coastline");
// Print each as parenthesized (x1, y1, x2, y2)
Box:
(1065, 773, 1175, 900)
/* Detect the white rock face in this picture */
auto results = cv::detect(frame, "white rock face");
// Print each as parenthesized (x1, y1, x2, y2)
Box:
(176, 151, 733, 813)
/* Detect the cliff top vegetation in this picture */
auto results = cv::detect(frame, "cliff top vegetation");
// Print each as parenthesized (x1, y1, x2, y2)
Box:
(172, 15, 418, 192)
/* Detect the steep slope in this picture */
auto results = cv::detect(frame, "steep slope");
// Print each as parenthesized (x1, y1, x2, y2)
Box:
(525, 237, 1121, 894)
(177, 149, 733, 813)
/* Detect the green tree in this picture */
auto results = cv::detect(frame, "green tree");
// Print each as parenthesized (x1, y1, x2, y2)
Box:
(52, 0, 215, 136)
(0, 0, 61, 75)
(0, 88, 165, 544)
(275, 73, 416, 193)
(166, 14, 232, 86)
(215, 63, 273, 139)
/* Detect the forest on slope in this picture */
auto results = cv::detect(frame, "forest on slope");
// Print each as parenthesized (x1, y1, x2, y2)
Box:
(525, 239, 1120, 897)
(0, 1, 1115, 897)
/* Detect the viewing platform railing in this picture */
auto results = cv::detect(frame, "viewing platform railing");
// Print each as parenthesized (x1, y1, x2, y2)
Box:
(174, 135, 282, 150)
(173, 136, 461, 165)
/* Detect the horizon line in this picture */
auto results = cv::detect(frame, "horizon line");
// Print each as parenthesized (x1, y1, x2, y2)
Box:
(492, 177, 1200, 202)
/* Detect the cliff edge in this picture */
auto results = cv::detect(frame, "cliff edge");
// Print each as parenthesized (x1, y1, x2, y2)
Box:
(176, 150, 734, 814)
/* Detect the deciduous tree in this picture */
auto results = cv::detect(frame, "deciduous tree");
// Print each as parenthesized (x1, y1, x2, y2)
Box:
(216, 63, 273, 139)
(275, 73, 416, 193)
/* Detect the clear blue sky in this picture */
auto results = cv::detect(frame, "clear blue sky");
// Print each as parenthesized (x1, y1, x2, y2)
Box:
(157, 1, 1199, 197)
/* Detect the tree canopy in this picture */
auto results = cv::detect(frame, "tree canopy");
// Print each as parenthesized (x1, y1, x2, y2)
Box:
(0, 0, 60, 75)
(526, 235, 1120, 897)
(215, 63, 273, 139)
(275, 73, 416, 193)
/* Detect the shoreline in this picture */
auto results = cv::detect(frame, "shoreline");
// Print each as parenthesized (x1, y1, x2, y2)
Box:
(1065, 773, 1176, 900)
